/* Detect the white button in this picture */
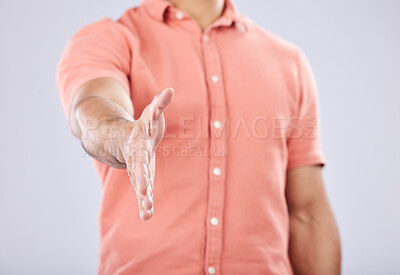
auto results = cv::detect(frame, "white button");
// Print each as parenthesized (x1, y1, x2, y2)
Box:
(208, 266, 216, 274)
(213, 167, 221, 176)
(176, 11, 184, 20)
(211, 75, 219, 83)
(210, 217, 219, 226)
(203, 34, 210, 42)
(213, 120, 222, 129)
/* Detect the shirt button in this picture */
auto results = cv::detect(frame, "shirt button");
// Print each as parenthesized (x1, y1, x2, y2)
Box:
(175, 11, 184, 20)
(213, 167, 221, 176)
(211, 75, 219, 83)
(210, 217, 219, 226)
(213, 120, 222, 129)
(203, 34, 210, 42)
(208, 266, 216, 274)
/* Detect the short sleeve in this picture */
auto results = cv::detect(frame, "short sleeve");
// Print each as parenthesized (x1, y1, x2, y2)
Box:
(286, 49, 327, 169)
(56, 17, 132, 122)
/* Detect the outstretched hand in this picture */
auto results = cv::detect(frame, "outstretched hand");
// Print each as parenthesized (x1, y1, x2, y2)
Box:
(120, 87, 174, 221)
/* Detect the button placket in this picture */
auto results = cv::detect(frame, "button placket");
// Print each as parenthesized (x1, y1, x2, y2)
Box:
(208, 266, 216, 274)
(211, 75, 219, 83)
(210, 217, 219, 226)
(175, 11, 184, 20)
(213, 167, 222, 176)
(201, 30, 228, 275)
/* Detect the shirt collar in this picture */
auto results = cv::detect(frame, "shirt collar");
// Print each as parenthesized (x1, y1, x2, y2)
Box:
(141, 0, 172, 22)
(141, 0, 247, 32)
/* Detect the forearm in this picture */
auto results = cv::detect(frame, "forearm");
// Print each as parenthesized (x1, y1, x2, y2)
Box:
(68, 84, 173, 221)
(72, 95, 133, 168)
(288, 208, 341, 275)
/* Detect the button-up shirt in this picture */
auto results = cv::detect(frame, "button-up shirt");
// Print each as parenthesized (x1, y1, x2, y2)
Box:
(56, 0, 327, 274)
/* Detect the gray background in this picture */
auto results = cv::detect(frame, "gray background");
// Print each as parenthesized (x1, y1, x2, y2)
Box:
(0, 0, 399, 274)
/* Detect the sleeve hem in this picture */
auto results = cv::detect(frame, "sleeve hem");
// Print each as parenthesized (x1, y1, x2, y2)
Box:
(287, 152, 327, 170)
(61, 70, 131, 124)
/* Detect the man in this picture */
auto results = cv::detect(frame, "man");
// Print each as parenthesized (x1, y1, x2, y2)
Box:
(56, 0, 341, 274)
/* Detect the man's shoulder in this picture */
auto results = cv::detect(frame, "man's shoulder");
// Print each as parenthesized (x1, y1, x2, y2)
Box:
(240, 16, 301, 61)
(69, 10, 139, 43)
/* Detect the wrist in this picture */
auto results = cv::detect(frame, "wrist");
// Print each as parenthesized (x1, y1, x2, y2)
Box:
(115, 118, 135, 166)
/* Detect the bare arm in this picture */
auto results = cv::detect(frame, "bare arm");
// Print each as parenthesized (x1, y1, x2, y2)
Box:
(70, 77, 174, 220)
(70, 77, 134, 167)
(286, 165, 341, 274)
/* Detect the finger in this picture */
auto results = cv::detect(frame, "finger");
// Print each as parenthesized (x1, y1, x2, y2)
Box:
(149, 156, 155, 191)
(126, 155, 137, 188)
(137, 191, 153, 212)
(140, 207, 153, 221)
(137, 192, 153, 221)
(146, 162, 154, 208)
(148, 87, 174, 120)
(126, 156, 152, 216)
(141, 192, 153, 211)
(134, 142, 154, 212)
(134, 144, 151, 195)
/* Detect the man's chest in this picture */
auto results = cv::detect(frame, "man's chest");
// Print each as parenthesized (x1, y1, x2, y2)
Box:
(128, 29, 299, 143)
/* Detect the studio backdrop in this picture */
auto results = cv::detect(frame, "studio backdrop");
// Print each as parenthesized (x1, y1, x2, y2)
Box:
(0, 0, 399, 274)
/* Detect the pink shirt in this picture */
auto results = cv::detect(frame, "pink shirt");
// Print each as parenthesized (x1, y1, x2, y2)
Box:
(56, 0, 327, 274)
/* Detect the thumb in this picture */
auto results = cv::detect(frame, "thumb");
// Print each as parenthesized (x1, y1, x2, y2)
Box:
(147, 87, 174, 120)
